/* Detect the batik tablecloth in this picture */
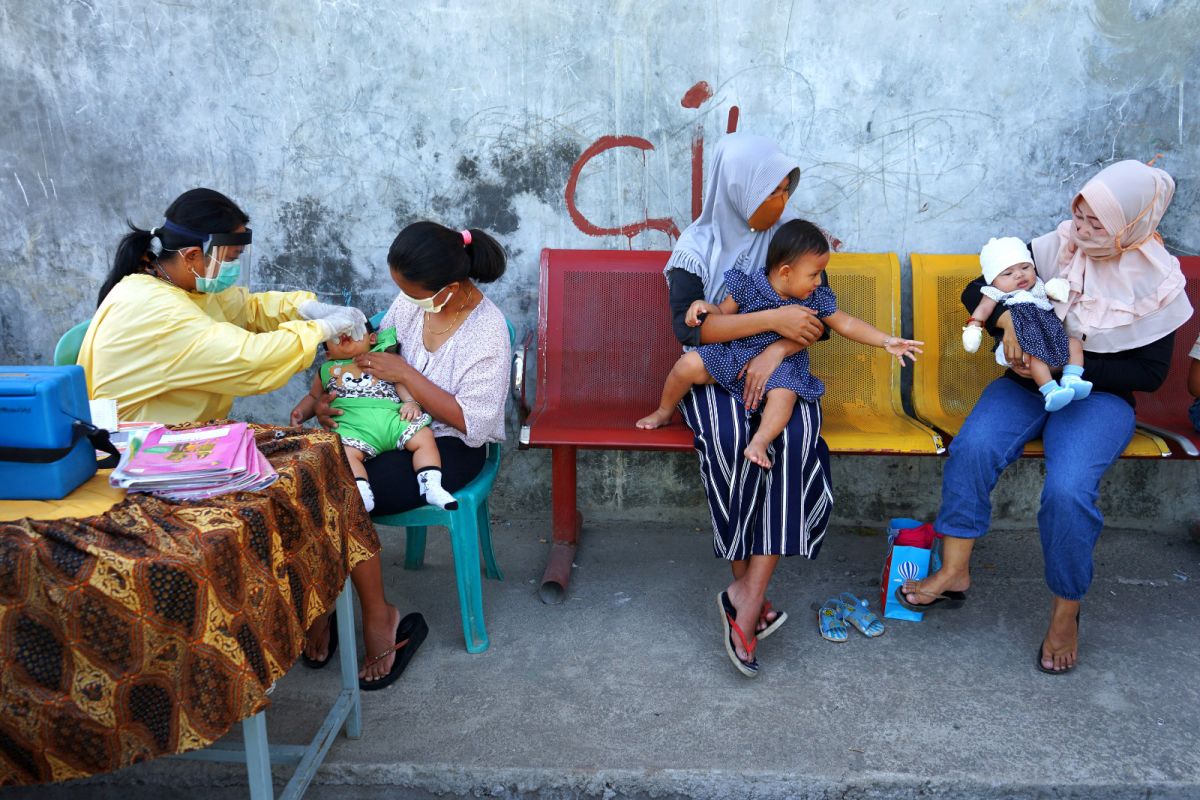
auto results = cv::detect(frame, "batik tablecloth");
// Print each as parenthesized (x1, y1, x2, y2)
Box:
(0, 425, 378, 785)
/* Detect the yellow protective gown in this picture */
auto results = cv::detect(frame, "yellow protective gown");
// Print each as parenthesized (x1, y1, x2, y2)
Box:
(78, 274, 324, 424)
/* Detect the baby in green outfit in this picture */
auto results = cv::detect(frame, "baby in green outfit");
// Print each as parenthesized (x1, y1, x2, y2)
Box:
(291, 323, 457, 511)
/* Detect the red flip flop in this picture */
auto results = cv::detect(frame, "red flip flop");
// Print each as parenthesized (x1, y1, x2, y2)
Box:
(718, 592, 759, 678)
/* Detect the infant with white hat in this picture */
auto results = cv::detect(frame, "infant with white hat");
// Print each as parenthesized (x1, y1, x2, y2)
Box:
(963, 236, 1092, 412)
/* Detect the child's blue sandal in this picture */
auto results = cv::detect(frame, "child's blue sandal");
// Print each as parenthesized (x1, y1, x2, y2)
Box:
(838, 592, 885, 638)
(818, 598, 849, 643)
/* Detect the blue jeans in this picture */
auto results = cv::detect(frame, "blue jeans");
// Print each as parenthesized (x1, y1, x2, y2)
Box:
(935, 377, 1135, 600)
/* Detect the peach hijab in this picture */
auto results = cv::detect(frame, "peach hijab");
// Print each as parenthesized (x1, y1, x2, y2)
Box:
(1030, 160, 1191, 353)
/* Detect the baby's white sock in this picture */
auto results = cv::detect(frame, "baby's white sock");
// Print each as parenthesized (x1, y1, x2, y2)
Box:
(355, 477, 375, 513)
(417, 467, 458, 510)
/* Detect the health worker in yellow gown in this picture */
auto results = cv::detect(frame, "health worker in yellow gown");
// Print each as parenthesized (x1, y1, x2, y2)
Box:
(78, 187, 409, 687)
(80, 187, 367, 424)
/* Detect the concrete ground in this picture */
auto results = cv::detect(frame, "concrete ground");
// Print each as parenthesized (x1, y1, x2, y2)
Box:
(7, 517, 1200, 800)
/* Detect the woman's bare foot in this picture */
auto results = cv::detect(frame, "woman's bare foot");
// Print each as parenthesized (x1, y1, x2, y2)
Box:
(725, 583, 763, 662)
(1039, 597, 1081, 673)
(304, 611, 333, 662)
(901, 566, 971, 607)
(744, 438, 772, 468)
(756, 602, 780, 634)
(359, 604, 402, 682)
(636, 407, 674, 429)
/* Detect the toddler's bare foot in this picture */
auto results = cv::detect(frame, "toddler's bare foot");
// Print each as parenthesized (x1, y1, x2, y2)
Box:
(744, 439, 772, 468)
(636, 407, 674, 429)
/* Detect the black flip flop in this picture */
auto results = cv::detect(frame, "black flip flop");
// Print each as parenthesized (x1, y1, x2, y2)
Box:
(1035, 612, 1080, 675)
(893, 585, 967, 613)
(359, 612, 428, 692)
(300, 611, 338, 670)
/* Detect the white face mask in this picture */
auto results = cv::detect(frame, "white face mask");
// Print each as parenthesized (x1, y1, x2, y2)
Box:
(400, 285, 453, 313)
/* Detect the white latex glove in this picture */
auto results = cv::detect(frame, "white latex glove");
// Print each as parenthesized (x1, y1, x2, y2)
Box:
(298, 300, 342, 320)
(313, 317, 349, 341)
(1044, 277, 1070, 302)
(299, 302, 368, 341)
(326, 307, 368, 340)
(962, 324, 983, 353)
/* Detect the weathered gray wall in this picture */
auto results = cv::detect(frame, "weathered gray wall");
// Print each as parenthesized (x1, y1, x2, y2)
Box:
(2, 1, 1199, 524)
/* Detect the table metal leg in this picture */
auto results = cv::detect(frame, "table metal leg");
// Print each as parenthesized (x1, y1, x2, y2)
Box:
(335, 577, 361, 739)
(174, 579, 362, 800)
(241, 712, 274, 800)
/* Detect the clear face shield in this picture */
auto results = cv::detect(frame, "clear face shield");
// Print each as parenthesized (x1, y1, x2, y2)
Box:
(179, 227, 253, 321)
(195, 229, 253, 294)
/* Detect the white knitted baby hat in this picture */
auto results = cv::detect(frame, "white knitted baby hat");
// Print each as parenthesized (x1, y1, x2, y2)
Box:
(979, 236, 1032, 285)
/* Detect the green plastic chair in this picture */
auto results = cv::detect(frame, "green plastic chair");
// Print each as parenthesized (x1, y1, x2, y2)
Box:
(367, 312, 512, 654)
(54, 320, 90, 366)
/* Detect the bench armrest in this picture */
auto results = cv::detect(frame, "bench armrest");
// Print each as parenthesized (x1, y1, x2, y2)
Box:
(512, 328, 535, 423)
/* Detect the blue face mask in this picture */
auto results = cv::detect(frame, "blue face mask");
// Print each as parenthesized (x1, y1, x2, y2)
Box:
(193, 259, 241, 293)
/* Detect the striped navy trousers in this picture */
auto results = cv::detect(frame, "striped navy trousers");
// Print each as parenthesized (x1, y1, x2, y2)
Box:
(680, 384, 833, 560)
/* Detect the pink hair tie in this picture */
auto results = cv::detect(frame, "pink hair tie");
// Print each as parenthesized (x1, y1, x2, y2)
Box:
(460, 229, 472, 246)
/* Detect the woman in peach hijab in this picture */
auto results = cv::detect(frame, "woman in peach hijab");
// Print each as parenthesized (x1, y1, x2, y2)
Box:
(898, 160, 1191, 674)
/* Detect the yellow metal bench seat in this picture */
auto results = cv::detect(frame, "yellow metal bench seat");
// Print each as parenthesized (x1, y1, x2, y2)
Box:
(813, 252, 944, 454)
(909, 253, 1169, 458)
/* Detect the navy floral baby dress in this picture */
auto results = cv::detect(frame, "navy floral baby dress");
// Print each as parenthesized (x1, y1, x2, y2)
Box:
(981, 278, 1070, 368)
(698, 265, 836, 404)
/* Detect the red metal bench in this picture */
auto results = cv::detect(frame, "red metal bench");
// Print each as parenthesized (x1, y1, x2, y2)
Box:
(515, 248, 944, 602)
(1134, 256, 1200, 456)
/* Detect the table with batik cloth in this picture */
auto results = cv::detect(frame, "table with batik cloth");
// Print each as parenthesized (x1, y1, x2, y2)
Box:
(0, 424, 379, 788)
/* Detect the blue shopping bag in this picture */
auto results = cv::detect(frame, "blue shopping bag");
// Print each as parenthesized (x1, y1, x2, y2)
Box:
(879, 518, 942, 622)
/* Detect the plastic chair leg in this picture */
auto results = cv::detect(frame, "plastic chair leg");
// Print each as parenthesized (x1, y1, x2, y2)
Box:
(403, 526, 427, 570)
(446, 510, 489, 653)
(478, 500, 502, 581)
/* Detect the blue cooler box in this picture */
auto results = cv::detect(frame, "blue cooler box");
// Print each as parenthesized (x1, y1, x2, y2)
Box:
(0, 365, 97, 500)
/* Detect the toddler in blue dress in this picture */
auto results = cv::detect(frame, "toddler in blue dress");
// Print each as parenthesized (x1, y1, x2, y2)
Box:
(637, 219, 923, 468)
(962, 236, 1092, 412)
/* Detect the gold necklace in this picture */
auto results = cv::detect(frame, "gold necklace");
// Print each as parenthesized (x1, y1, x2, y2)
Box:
(425, 284, 475, 336)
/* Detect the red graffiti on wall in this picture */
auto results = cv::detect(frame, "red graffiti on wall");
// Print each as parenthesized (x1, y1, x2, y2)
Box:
(563, 136, 681, 239)
(564, 81, 739, 243)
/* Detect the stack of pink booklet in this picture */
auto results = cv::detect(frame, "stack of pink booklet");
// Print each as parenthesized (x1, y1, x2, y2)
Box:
(109, 422, 277, 501)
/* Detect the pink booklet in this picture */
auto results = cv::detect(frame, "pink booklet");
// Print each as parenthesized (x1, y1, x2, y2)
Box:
(159, 437, 278, 501)
(120, 423, 251, 478)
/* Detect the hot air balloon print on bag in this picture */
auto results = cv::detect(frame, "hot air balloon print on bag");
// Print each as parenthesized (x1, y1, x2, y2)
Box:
(880, 518, 938, 624)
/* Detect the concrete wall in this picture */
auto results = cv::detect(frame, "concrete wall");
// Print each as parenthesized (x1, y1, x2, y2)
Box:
(2, 1, 1198, 526)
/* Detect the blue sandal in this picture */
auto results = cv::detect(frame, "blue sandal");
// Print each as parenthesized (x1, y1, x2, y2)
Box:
(818, 598, 848, 643)
(838, 592, 885, 638)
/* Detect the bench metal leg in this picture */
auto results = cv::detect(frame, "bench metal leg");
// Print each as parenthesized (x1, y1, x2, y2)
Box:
(540, 445, 582, 604)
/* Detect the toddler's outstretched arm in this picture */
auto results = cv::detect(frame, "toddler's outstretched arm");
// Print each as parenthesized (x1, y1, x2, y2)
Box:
(823, 310, 923, 365)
